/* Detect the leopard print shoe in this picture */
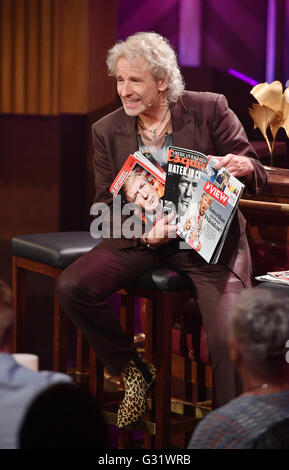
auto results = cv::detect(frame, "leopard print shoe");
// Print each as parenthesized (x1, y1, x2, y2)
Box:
(116, 359, 156, 428)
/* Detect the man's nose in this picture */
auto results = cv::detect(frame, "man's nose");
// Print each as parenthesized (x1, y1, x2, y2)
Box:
(120, 81, 132, 96)
(140, 188, 148, 198)
(185, 183, 195, 197)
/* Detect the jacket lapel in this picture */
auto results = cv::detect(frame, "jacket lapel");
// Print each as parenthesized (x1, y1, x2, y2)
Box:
(114, 95, 196, 167)
(114, 111, 139, 167)
(171, 96, 195, 150)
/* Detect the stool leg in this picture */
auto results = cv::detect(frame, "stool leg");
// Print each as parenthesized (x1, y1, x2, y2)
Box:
(118, 294, 135, 449)
(190, 324, 207, 403)
(183, 354, 195, 447)
(75, 330, 90, 386)
(120, 294, 135, 337)
(154, 294, 173, 449)
(143, 298, 155, 449)
(89, 347, 104, 404)
(118, 429, 134, 449)
(12, 257, 26, 353)
(53, 277, 69, 372)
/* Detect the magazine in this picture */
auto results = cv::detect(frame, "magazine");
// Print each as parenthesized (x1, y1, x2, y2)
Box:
(255, 271, 289, 286)
(109, 151, 166, 227)
(163, 145, 245, 263)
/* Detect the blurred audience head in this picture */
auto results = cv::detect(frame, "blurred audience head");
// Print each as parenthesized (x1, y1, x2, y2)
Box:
(19, 382, 110, 449)
(228, 288, 289, 384)
(251, 417, 289, 449)
(0, 279, 13, 352)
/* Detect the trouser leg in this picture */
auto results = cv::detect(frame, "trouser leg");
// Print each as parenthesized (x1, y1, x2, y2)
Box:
(165, 243, 245, 406)
(190, 268, 244, 405)
(56, 244, 159, 376)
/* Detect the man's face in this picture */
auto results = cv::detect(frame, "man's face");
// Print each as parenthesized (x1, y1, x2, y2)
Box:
(115, 57, 165, 117)
(125, 176, 161, 213)
(200, 194, 213, 214)
(178, 176, 197, 214)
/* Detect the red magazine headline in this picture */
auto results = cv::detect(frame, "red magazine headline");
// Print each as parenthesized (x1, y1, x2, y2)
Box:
(203, 180, 229, 206)
(110, 154, 166, 196)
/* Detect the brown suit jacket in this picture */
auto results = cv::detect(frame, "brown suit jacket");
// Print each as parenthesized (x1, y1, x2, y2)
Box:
(91, 90, 267, 285)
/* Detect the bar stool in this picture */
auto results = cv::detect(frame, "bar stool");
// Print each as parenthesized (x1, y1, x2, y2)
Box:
(117, 268, 197, 448)
(11, 232, 100, 372)
(11, 231, 200, 448)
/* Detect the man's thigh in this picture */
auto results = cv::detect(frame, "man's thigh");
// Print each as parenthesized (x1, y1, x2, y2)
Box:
(165, 245, 245, 338)
(60, 242, 160, 298)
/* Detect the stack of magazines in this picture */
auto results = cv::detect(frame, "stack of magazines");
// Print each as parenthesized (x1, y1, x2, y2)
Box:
(110, 145, 245, 264)
(255, 271, 289, 286)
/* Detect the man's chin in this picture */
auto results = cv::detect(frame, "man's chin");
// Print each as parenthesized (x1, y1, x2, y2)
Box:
(123, 104, 143, 117)
(179, 203, 189, 215)
(123, 108, 138, 117)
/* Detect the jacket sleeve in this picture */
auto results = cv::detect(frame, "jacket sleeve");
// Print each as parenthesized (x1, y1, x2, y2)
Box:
(91, 122, 141, 247)
(212, 94, 267, 196)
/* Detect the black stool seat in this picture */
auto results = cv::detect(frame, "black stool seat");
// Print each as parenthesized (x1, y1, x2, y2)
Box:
(135, 267, 194, 291)
(12, 232, 195, 290)
(255, 281, 289, 296)
(11, 232, 100, 269)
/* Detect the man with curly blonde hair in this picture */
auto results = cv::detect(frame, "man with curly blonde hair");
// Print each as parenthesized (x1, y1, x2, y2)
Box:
(57, 32, 267, 429)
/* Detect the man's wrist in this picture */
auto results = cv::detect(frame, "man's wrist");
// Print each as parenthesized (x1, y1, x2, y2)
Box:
(141, 233, 151, 248)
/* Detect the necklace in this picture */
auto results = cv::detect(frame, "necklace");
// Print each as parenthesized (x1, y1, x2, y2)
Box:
(244, 383, 269, 393)
(138, 106, 170, 141)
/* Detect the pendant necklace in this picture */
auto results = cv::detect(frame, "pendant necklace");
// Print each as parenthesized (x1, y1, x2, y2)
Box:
(138, 106, 170, 141)
(244, 383, 269, 393)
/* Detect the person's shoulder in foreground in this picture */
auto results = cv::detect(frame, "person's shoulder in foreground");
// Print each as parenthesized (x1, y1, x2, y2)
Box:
(187, 390, 289, 449)
(0, 352, 71, 449)
(0, 278, 73, 449)
(19, 382, 109, 449)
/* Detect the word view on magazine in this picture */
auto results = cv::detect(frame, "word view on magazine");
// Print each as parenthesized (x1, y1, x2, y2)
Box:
(163, 146, 245, 263)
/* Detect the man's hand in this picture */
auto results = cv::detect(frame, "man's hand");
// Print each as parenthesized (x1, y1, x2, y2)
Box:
(188, 232, 201, 251)
(144, 212, 177, 247)
(185, 218, 192, 231)
(208, 154, 254, 178)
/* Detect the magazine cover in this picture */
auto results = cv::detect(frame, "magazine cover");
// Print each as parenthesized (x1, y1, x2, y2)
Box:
(110, 151, 166, 227)
(163, 145, 245, 263)
(164, 146, 208, 218)
(255, 270, 289, 286)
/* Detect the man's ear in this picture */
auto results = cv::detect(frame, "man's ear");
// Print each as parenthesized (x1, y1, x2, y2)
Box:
(228, 337, 242, 370)
(158, 75, 168, 92)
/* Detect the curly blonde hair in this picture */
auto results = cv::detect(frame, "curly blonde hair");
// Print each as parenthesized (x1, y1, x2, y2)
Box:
(106, 32, 185, 103)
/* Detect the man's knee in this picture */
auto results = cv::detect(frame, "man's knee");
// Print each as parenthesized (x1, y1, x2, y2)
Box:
(56, 269, 79, 309)
(56, 261, 107, 311)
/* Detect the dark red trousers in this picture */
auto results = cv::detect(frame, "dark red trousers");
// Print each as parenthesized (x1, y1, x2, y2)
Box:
(56, 239, 247, 406)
